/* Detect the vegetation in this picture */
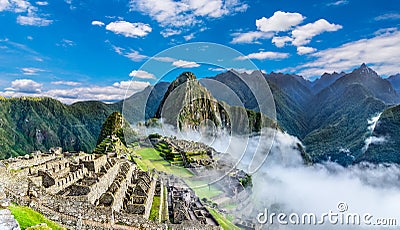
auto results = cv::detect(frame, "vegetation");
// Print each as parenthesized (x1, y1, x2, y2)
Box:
(131, 148, 193, 177)
(184, 179, 223, 199)
(239, 174, 252, 188)
(360, 105, 400, 163)
(149, 196, 161, 221)
(0, 97, 119, 159)
(9, 204, 65, 230)
(206, 208, 240, 230)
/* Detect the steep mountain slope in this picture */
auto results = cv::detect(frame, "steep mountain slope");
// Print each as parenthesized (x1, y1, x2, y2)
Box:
(0, 97, 118, 159)
(118, 82, 169, 124)
(264, 72, 313, 109)
(358, 105, 400, 163)
(69, 100, 120, 139)
(322, 64, 399, 104)
(209, 71, 308, 137)
(94, 111, 135, 155)
(311, 72, 344, 93)
(387, 74, 400, 95)
(156, 72, 276, 133)
(156, 72, 226, 130)
(304, 83, 386, 165)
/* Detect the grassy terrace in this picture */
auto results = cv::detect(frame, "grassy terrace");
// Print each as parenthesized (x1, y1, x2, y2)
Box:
(184, 179, 223, 200)
(149, 196, 160, 221)
(9, 204, 66, 230)
(132, 148, 193, 178)
(207, 208, 240, 230)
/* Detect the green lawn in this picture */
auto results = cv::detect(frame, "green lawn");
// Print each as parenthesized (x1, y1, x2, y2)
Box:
(184, 179, 223, 199)
(220, 202, 238, 211)
(161, 187, 169, 222)
(207, 208, 240, 230)
(149, 196, 160, 221)
(132, 148, 193, 178)
(8, 204, 65, 230)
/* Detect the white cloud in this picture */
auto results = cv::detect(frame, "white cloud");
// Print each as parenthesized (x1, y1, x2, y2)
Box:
(35, 1, 48, 6)
(5, 79, 42, 93)
(21, 67, 44, 75)
(153, 56, 176, 62)
(0, 0, 53, 26)
(51, 81, 81, 86)
(289, 30, 400, 78)
(91, 20, 105, 26)
(112, 45, 124, 55)
(16, 15, 52, 26)
(1, 80, 150, 104)
(256, 11, 305, 32)
(291, 19, 342, 46)
(236, 51, 289, 60)
(375, 13, 400, 21)
(129, 0, 248, 29)
(232, 11, 341, 47)
(105, 21, 152, 38)
(184, 33, 195, 41)
(124, 50, 148, 62)
(7, 0, 30, 12)
(172, 60, 200, 68)
(57, 39, 75, 47)
(0, 0, 10, 11)
(152, 56, 200, 68)
(128, 70, 156, 79)
(46, 80, 150, 103)
(326, 0, 349, 6)
(296, 46, 317, 55)
(111, 45, 148, 62)
(231, 31, 273, 44)
(208, 67, 264, 74)
(271, 36, 293, 48)
(160, 28, 182, 37)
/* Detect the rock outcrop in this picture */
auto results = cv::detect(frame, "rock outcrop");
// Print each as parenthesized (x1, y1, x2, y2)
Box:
(155, 72, 277, 134)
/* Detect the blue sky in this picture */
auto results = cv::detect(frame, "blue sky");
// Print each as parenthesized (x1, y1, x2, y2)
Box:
(0, 0, 399, 103)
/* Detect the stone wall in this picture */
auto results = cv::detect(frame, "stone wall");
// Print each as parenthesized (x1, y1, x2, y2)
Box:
(80, 155, 107, 173)
(29, 159, 69, 175)
(5, 153, 58, 171)
(144, 176, 157, 219)
(45, 166, 88, 194)
(86, 159, 120, 204)
(110, 162, 135, 212)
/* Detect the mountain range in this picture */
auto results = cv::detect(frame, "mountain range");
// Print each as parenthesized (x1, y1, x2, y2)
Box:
(0, 63, 399, 166)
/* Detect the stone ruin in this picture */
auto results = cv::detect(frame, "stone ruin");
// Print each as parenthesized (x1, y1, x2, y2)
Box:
(1, 149, 222, 230)
(167, 177, 218, 227)
(0, 163, 20, 230)
(151, 136, 216, 168)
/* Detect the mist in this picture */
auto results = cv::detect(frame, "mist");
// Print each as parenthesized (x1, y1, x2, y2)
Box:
(235, 131, 400, 229)
(135, 122, 400, 229)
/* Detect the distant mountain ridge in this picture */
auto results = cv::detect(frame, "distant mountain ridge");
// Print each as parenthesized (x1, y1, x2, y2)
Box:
(0, 97, 119, 158)
(1, 64, 400, 166)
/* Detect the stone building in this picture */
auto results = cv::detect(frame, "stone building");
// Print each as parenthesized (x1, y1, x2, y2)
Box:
(1, 150, 222, 229)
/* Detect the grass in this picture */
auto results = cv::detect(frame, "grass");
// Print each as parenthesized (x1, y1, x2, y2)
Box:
(132, 148, 193, 178)
(161, 187, 169, 222)
(8, 204, 66, 230)
(220, 202, 238, 211)
(207, 208, 240, 230)
(149, 196, 161, 221)
(184, 179, 223, 199)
